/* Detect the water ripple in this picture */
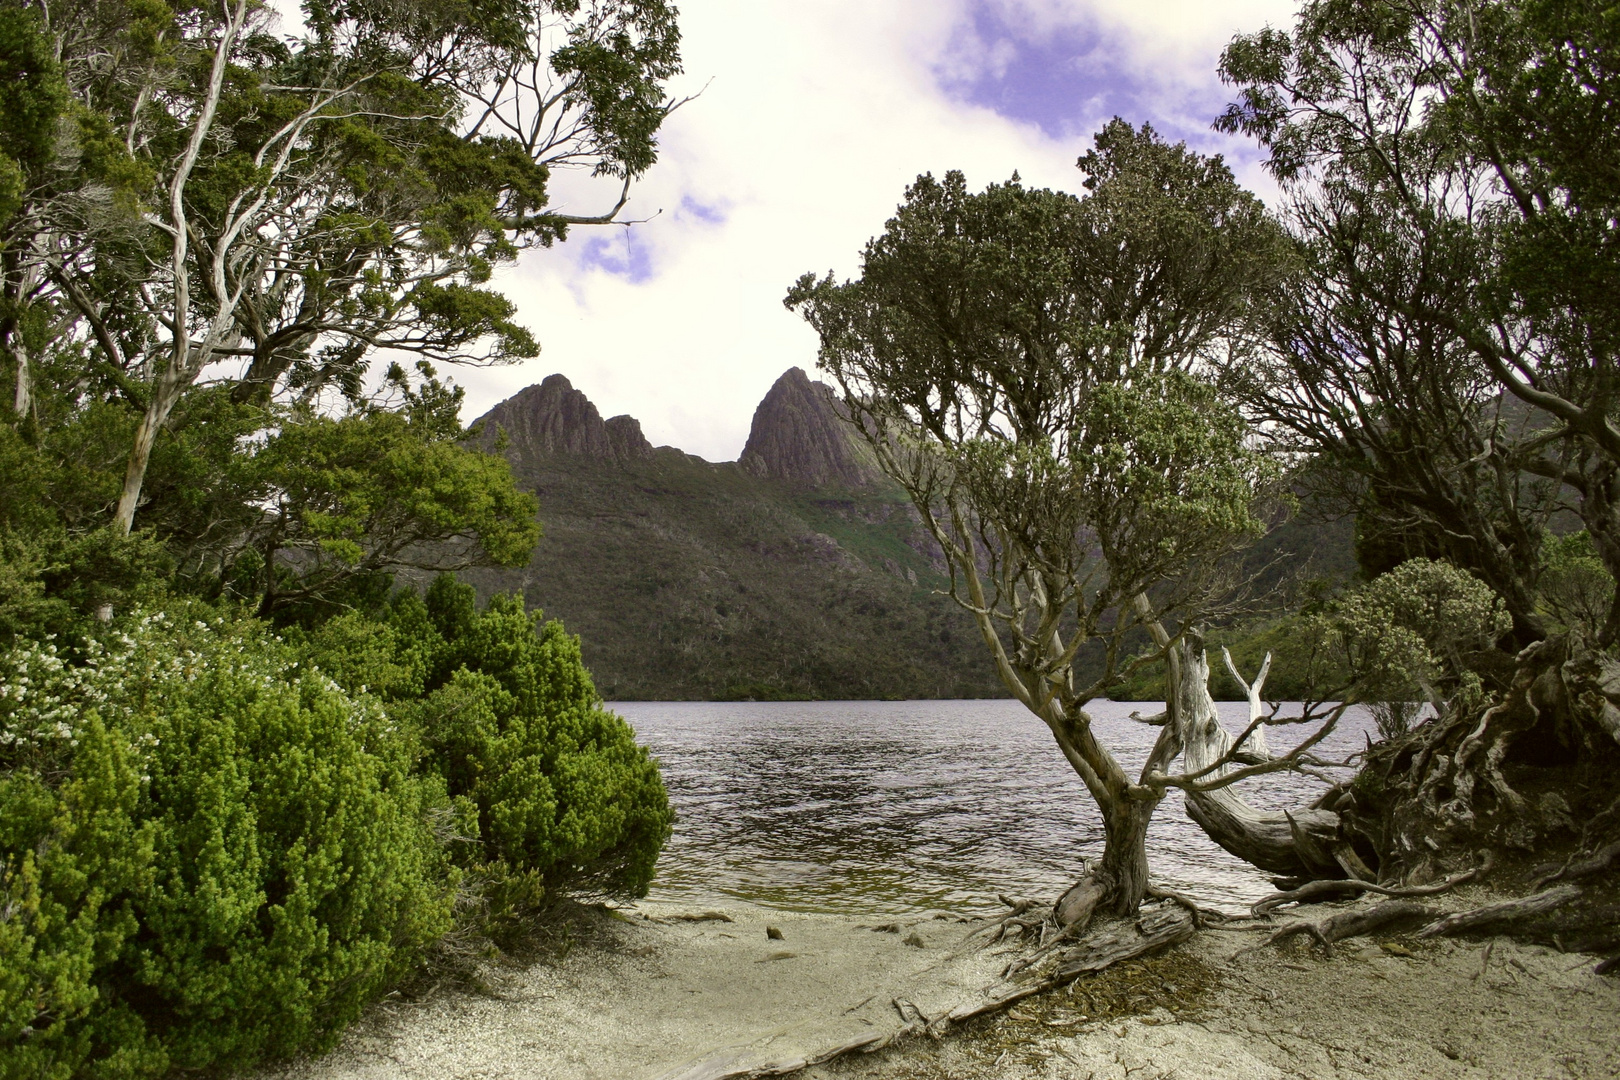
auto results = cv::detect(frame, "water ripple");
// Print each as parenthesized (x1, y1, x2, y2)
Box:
(617, 699, 1372, 917)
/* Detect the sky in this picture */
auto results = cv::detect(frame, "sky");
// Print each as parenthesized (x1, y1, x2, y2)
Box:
(459, 0, 1301, 462)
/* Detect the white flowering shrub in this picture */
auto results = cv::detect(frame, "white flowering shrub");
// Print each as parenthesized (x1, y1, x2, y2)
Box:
(1, 609, 454, 1078)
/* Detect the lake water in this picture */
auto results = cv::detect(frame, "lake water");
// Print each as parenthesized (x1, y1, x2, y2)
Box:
(616, 699, 1374, 917)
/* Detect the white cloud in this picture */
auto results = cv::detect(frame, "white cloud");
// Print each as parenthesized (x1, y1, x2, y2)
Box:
(455, 0, 1298, 462)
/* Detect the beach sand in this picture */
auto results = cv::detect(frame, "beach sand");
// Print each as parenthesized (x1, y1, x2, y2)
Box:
(260, 892, 1618, 1080)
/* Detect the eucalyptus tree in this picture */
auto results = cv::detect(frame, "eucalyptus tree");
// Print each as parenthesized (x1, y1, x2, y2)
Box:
(786, 122, 1340, 917)
(2, 0, 681, 535)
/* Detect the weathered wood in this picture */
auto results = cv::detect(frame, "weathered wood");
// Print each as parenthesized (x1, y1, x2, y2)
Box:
(1251, 857, 1491, 916)
(1562, 644, 1620, 745)
(1055, 872, 1109, 930)
(1054, 903, 1196, 978)
(1222, 646, 1273, 760)
(1416, 885, 1583, 938)
(1264, 899, 1440, 950)
(1176, 641, 1346, 880)
(1530, 841, 1620, 889)
(945, 904, 1198, 1026)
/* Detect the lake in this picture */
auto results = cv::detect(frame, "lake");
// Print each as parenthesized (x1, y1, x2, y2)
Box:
(616, 698, 1375, 917)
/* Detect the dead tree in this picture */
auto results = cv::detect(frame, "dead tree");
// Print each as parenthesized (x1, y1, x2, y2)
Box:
(1168, 636, 1356, 882)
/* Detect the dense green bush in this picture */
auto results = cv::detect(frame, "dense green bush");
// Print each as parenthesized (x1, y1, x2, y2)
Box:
(1, 612, 455, 1078)
(303, 577, 673, 906)
(1, 575, 672, 1077)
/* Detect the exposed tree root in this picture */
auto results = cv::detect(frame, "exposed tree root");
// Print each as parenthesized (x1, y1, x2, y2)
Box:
(986, 895, 1045, 944)
(1250, 855, 1492, 916)
(1416, 885, 1583, 939)
(1052, 873, 1109, 931)
(1529, 840, 1620, 890)
(1257, 899, 1440, 952)
(1145, 884, 1257, 926)
(1052, 904, 1198, 979)
(1342, 634, 1620, 886)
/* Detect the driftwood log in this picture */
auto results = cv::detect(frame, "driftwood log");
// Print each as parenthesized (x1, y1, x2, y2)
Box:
(945, 902, 1197, 1026)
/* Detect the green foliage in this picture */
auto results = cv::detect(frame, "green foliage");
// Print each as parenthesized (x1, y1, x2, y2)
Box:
(1069, 373, 1280, 567)
(0, 4, 67, 226)
(0, 526, 172, 649)
(0, 613, 455, 1077)
(1538, 531, 1614, 640)
(787, 124, 1287, 706)
(1216, 0, 1620, 647)
(1, 362, 539, 626)
(216, 370, 540, 618)
(0, 719, 157, 1080)
(302, 577, 673, 905)
(1312, 559, 1506, 737)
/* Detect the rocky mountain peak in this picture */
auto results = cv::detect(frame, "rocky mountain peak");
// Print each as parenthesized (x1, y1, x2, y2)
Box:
(473, 374, 652, 461)
(738, 368, 873, 487)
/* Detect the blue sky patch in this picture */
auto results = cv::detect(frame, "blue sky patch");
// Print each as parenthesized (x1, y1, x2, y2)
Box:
(680, 196, 728, 225)
(939, 2, 1235, 149)
(576, 230, 657, 284)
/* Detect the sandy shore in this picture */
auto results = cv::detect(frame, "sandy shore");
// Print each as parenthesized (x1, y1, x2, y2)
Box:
(261, 892, 1618, 1080)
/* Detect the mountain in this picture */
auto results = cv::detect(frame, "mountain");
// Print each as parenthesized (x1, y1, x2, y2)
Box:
(465, 369, 1005, 701)
(475, 374, 654, 461)
(737, 367, 877, 487)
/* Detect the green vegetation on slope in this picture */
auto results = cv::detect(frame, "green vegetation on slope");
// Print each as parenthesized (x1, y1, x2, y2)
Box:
(465, 448, 1005, 700)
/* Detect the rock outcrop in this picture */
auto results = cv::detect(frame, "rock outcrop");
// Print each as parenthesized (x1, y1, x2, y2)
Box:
(472, 373, 652, 461)
(738, 367, 874, 488)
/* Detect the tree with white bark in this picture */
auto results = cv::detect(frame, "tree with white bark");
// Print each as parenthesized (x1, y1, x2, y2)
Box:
(2, 0, 682, 538)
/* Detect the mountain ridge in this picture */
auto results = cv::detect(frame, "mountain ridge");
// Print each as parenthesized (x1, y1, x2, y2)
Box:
(466, 368, 1001, 700)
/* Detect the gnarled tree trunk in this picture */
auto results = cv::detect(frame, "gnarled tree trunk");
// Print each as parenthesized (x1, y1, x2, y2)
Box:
(1343, 633, 1620, 885)
(1172, 638, 1349, 881)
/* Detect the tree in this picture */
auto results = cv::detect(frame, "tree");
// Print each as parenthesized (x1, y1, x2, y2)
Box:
(1218, 0, 1620, 645)
(1216, 0, 1620, 904)
(142, 362, 541, 618)
(786, 122, 1316, 917)
(2, 0, 681, 536)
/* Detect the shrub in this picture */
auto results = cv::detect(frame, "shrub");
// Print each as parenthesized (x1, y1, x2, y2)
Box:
(1538, 530, 1614, 640)
(304, 577, 673, 905)
(0, 612, 455, 1078)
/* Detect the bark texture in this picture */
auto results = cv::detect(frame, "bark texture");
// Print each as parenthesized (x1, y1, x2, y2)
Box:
(1341, 634, 1620, 885)
(1172, 640, 1347, 880)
